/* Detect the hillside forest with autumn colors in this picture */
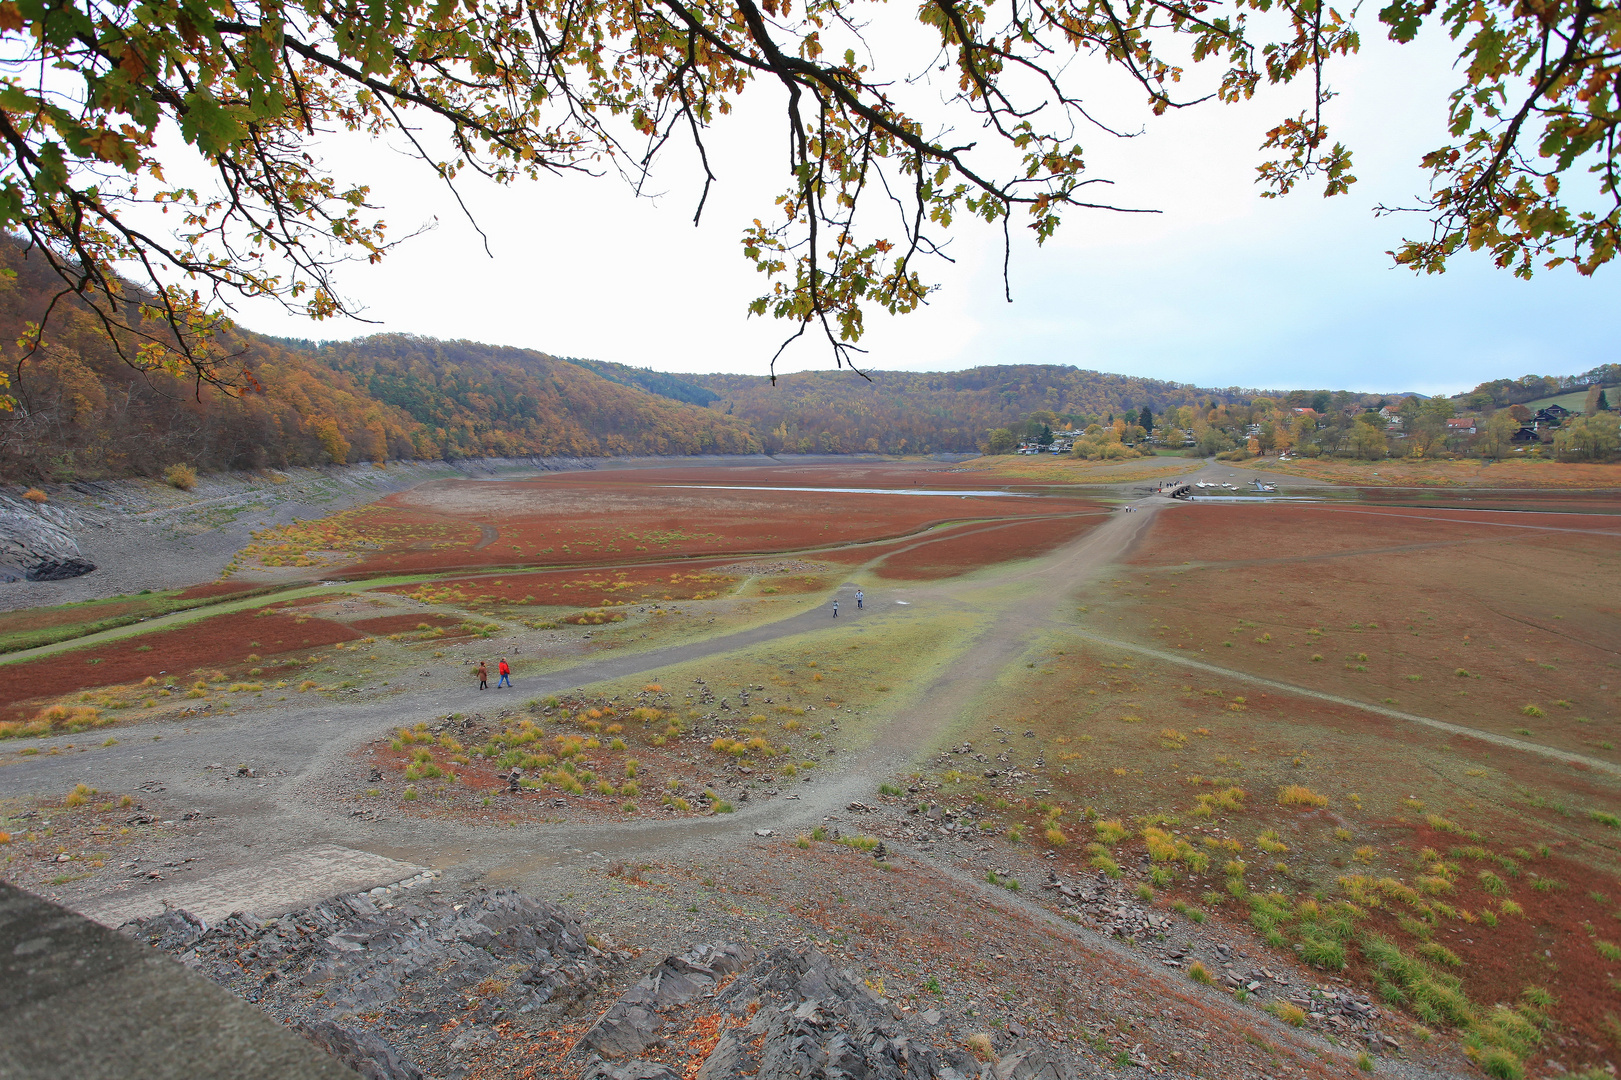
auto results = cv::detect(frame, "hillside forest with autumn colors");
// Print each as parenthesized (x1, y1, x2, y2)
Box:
(1, 236, 1616, 483)
(0, 236, 1258, 482)
(0, 240, 763, 481)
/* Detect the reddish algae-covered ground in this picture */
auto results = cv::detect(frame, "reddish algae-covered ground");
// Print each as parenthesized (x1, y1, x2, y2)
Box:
(335, 474, 1099, 576)
(0, 609, 360, 717)
(873, 513, 1108, 580)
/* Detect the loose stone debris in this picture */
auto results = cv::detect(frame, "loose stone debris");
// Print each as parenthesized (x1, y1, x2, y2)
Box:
(121, 884, 1100, 1079)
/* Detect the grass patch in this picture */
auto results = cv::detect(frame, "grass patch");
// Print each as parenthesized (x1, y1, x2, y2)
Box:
(1087, 843, 1122, 878)
(1299, 932, 1348, 971)
(1361, 933, 1470, 1026)
(1093, 818, 1128, 844)
(1277, 784, 1328, 808)
(1267, 1001, 1307, 1027)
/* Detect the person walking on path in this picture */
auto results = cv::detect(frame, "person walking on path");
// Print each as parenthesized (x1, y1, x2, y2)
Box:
(476, 661, 488, 690)
(497, 657, 512, 688)
(855, 589, 863, 610)
(831, 599, 839, 618)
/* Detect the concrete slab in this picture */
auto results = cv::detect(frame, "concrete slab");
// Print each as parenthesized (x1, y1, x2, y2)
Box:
(0, 880, 353, 1080)
(77, 845, 426, 928)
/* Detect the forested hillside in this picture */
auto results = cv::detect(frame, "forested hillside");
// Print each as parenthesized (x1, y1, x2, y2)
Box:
(0, 241, 758, 482)
(560, 358, 720, 406)
(696, 367, 1240, 454)
(16, 229, 1610, 482)
(1460, 367, 1620, 408)
(310, 336, 755, 459)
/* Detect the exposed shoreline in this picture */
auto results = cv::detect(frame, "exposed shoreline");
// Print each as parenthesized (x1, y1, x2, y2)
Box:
(0, 453, 976, 611)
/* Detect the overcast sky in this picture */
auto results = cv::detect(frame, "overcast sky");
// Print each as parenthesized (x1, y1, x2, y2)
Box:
(213, 23, 1620, 397)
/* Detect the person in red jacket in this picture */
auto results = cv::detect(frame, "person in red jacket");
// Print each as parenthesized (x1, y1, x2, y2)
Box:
(497, 657, 512, 688)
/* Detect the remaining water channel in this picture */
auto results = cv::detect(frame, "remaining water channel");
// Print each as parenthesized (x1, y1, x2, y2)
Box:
(664, 485, 1033, 497)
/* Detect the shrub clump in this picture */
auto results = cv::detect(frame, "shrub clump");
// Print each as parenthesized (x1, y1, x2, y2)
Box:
(164, 463, 198, 490)
(1, 704, 107, 739)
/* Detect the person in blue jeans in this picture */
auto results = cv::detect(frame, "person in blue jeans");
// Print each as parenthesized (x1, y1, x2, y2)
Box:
(497, 657, 512, 688)
(831, 599, 839, 618)
(855, 589, 863, 609)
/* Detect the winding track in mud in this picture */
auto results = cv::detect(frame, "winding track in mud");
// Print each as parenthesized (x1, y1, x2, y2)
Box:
(0, 499, 1157, 934)
(7, 489, 1612, 892)
(13, 476, 1601, 1080)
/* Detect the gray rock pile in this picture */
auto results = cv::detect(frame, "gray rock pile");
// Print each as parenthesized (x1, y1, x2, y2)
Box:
(0, 492, 94, 580)
(298, 1020, 425, 1080)
(578, 942, 1093, 1080)
(1289, 987, 1393, 1049)
(123, 886, 1099, 1080)
(581, 943, 756, 1058)
(1045, 874, 1175, 942)
(706, 560, 831, 576)
(122, 887, 622, 1079)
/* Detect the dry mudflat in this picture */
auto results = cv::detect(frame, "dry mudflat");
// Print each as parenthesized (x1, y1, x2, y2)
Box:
(1250, 457, 1621, 489)
(1, 456, 1618, 1080)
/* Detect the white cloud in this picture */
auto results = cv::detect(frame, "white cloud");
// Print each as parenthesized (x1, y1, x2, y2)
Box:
(206, 22, 1618, 396)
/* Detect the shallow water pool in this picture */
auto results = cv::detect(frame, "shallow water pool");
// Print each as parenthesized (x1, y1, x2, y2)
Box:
(664, 485, 1031, 497)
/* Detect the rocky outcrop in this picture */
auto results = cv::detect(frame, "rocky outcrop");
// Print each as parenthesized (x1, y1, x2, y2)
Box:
(581, 943, 756, 1057)
(581, 1062, 682, 1080)
(296, 1020, 424, 1080)
(0, 493, 94, 580)
(123, 888, 1096, 1080)
(582, 943, 1090, 1080)
(121, 887, 623, 1079)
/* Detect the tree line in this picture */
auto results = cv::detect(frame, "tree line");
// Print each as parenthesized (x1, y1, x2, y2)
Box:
(0, 241, 759, 482)
(695, 367, 1241, 456)
(3, 231, 1614, 483)
(982, 394, 1620, 464)
(1460, 368, 1621, 409)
